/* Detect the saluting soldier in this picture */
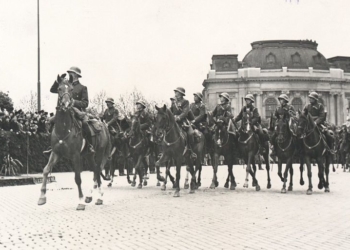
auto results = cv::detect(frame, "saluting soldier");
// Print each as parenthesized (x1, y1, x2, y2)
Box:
(44, 66, 94, 154)
(234, 94, 267, 153)
(134, 100, 152, 133)
(212, 92, 233, 125)
(171, 87, 197, 159)
(270, 94, 296, 156)
(303, 91, 335, 155)
(103, 98, 119, 135)
(190, 92, 207, 130)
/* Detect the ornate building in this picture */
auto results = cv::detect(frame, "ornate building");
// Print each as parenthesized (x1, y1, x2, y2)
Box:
(202, 40, 350, 125)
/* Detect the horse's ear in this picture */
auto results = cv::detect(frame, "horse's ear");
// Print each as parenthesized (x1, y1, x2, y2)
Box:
(68, 73, 73, 83)
(162, 104, 166, 112)
(155, 105, 159, 111)
(57, 74, 61, 83)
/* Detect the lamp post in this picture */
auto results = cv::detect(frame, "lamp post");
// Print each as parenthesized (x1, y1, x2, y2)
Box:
(37, 0, 41, 111)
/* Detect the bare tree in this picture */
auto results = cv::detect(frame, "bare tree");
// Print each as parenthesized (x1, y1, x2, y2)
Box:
(91, 90, 107, 114)
(18, 91, 37, 112)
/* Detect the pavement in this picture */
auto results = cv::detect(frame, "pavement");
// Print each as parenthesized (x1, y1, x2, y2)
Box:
(0, 164, 350, 250)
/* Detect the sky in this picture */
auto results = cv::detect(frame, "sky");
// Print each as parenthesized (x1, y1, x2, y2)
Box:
(0, 0, 350, 112)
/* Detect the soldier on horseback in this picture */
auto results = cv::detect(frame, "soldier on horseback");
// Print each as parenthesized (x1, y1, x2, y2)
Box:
(190, 92, 207, 137)
(171, 87, 197, 159)
(103, 98, 119, 134)
(270, 94, 296, 157)
(303, 91, 335, 157)
(44, 66, 94, 154)
(212, 92, 233, 125)
(234, 94, 267, 153)
(134, 100, 152, 133)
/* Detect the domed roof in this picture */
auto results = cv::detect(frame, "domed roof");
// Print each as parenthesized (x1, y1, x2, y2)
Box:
(242, 40, 329, 70)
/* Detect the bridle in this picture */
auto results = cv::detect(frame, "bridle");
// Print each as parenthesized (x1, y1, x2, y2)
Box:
(214, 122, 229, 147)
(155, 112, 181, 146)
(129, 116, 144, 149)
(298, 115, 322, 150)
(276, 118, 293, 152)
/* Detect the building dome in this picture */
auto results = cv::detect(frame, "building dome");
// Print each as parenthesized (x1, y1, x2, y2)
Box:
(242, 40, 329, 70)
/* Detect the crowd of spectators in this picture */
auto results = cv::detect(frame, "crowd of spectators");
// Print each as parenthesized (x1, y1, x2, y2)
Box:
(0, 109, 54, 135)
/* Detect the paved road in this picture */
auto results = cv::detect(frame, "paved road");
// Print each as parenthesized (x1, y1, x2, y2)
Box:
(0, 164, 350, 250)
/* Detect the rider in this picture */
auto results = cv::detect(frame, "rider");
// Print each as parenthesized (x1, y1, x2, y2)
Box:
(234, 94, 267, 154)
(190, 92, 207, 133)
(43, 66, 94, 154)
(103, 98, 119, 135)
(270, 94, 296, 157)
(171, 87, 197, 159)
(303, 91, 335, 156)
(134, 100, 152, 133)
(212, 92, 233, 126)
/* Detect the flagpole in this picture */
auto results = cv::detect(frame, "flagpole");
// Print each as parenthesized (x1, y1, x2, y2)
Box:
(37, 0, 41, 111)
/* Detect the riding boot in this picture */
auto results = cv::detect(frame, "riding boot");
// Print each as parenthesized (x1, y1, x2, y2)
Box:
(187, 133, 197, 160)
(82, 121, 95, 153)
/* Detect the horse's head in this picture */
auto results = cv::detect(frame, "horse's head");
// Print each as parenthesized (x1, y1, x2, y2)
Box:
(296, 109, 314, 139)
(276, 113, 290, 144)
(241, 112, 252, 134)
(214, 118, 227, 145)
(129, 115, 140, 138)
(56, 73, 74, 112)
(154, 104, 170, 143)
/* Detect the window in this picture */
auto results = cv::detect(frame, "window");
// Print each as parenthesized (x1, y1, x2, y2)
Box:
(291, 97, 303, 111)
(265, 98, 278, 119)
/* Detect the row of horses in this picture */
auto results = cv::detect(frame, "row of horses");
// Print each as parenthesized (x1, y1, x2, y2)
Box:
(37, 74, 346, 210)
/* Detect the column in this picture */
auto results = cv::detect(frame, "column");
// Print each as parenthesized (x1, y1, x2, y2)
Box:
(256, 91, 263, 116)
(336, 93, 342, 125)
(329, 93, 335, 124)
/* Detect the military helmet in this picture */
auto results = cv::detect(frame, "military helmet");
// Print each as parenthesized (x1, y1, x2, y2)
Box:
(193, 92, 203, 101)
(67, 66, 82, 77)
(174, 87, 186, 96)
(105, 97, 115, 104)
(219, 92, 230, 101)
(136, 100, 146, 108)
(244, 94, 255, 103)
(278, 94, 289, 103)
(308, 92, 319, 101)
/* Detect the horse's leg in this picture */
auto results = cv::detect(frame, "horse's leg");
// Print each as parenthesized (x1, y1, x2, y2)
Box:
(288, 162, 294, 192)
(210, 152, 219, 189)
(277, 158, 284, 182)
(299, 156, 305, 185)
(173, 158, 182, 197)
(137, 156, 144, 189)
(184, 167, 190, 189)
(161, 165, 169, 191)
(70, 153, 87, 209)
(243, 154, 252, 188)
(108, 154, 116, 188)
(38, 152, 59, 205)
(251, 159, 257, 187)
(316, 156, 325, 190)
(325, 155, 330, 192)
(224, 172, 230, 188)
(196, 161, 202, 188)
(263, 152, 271, 189)
(142, 157, 148, 186)
(188, 158, 196, 194)
(228, 161, 235, 190)
(305, 156, 313, 195)
(131, 156, 138, 187)
(156, 153, 169, 185)
(281, 157, 291, 193)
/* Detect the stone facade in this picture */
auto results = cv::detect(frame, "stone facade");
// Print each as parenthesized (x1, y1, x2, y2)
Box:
(202, 40, 350, 125)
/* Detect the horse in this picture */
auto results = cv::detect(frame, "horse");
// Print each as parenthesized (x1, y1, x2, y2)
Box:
(272, 113, 298, 193)
(296, 110, 330, 194)
(210, 118, 237, 190)
(153, 105, 197, 197)
(38, 74, 111, 210)
(339, 123, 350, 172)
(127, 115, 150, 188)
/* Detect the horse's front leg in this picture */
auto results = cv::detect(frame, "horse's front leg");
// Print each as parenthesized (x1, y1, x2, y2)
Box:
(156, 152, 169, 183)
(324, 155, 331, 192)
(316, 156, 325, 190)
(38, 152, 59, 206)
(249, 157, 260, 191)
(288, 162, 294, 192)
(184, 167, 190, 189)
(142, 157, 148, 186)
(263, 152, 271, 189)
(173, 158, 182, 197)
(210, 152, 219, 189)
(304, 156, 313, 195)
(187, 158, 196, 194)
(243, 154, 252, 189)
(299, 156, 305, 185)
(281, 157, 292, 193)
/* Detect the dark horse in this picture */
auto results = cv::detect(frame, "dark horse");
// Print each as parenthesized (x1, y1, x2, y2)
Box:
(272, 113, 298, 193)
(38, 74, 111, 210)
(210, 119, 237, 190)
(236, 113, 272, 190)
(153, 105, 198, 196)
(296, 110, 330, 194)
(128, 115, 150, 188)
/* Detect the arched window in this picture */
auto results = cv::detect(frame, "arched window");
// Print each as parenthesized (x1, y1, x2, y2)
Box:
(265, 98, 278, 119)
(291, 97, 303, 111)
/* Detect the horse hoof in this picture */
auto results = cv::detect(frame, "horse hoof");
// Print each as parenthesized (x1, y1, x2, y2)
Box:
(197, 182, 201, 188)
(158, 176, 165, 182)
(318, 183, 324, 190)
(224, 182, 229, 189)
(131, 182, 136, 187)
(252, 182, 256, 187)
(307, 189, 312, 195)
(255, 185, 260, 191)
(128, 180, 132, 184)
(37, 197, 46, 206)
(173, 191, 180, 197)
(288, 186, 293, 191)
(137, 184, 142, 189)
(156, 182, 161, 187)
(184, 183, 189, 189)
(85, 196, 92, 203)
(210, 183, 216, 189)
(267, 183, 271, 189)
(230, 185, 235, 190)
(215, 181, 219, 187)
(95, 199, 103, 205)
(93, 185, 97, 189)
(76, 204, 86, 211)
(161, 185, 166, 191)
(189, 189, 195, 194)
(144, 176, 149, 180)
(325, 187, 330, 192)
(107, 183, 112, 188)
(143, 181, 148, 186)
(172, 184, 177, 189)
(281, 188, 286, 194)
(243, 184, 248, 188)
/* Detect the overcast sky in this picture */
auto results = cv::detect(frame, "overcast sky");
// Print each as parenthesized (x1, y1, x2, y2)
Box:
(0, 0, 349, 112)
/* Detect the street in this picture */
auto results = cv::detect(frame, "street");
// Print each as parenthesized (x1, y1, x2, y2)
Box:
(0, 164, 350, 250)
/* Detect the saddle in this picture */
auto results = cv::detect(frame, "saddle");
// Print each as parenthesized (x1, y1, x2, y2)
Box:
(87, 119, 102, 136)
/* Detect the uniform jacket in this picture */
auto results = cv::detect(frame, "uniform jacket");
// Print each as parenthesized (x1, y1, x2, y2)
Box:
(212, 102, 233, 120)
(50, 80, 89, 111)
(190, 102, 206, 124)
(103, 107, 119, 129)
(234, 104, 260, 126)
(303, 102, 326, 125)
(274, 104, 296, 120)
(135, 109, 152, 131)
(171, 98, 192, 121)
